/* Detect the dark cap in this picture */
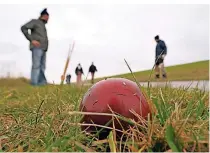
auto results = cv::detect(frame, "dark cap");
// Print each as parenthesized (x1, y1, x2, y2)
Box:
(41, 8, 49, 16)
(154, 35, 159, 40)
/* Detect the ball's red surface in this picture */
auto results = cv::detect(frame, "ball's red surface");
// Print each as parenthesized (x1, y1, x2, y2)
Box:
(79, 78, 150, 135)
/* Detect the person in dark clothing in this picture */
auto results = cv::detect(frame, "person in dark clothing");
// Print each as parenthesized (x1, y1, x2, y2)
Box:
(75, 63, 84, 86)
(89, 62, 97, 84)
(66, 74, 71, 84)
(21, 8, 49, 86)
(154, 35, 167, 79)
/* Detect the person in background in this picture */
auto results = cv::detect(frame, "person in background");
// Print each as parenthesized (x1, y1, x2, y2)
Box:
(66, 74, 71, 84)
(154, 35, 167, 79)
(89, 62, 97, 84)
(21, 8, 49, 86)
(75, 63, 84, 86)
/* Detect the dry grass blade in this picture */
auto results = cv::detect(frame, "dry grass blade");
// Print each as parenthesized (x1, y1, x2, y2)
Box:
(129, 109, 148, 129)
(17, 145, 23, 152)
(0, 139, 2, 151)
(91, 139, 108, 146)
(147, 110, 155, 146)
(164, 149, 172, 152)
(35, 99, 45, 127)
(107, 105, 125, 131)
(58, 118, 67, 131)
(123, 134, 129, 152)
(108, 131, 116, 152)
(111, 110, 117, 152)
(124, 59, 142, 88)
(191, 141, 196, 152)
(69, 123, 125, 134)
(75, 141, 96, 152)
(176, 112, 192, 137)
(138, 144, 146, 152)
(69, 111, 117, 116)
(69, 111, 138, 127)
(127, 144, 138, 152)
(124, 59, 145, 117)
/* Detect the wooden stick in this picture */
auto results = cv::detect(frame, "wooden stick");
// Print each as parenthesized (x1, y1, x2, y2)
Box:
(60, 41, 75, 85)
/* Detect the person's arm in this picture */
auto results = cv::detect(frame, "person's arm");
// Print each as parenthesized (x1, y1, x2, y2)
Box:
(161, 41, 167, 55)
(21, 19, 35, 42)
(95, 66, 97, 72)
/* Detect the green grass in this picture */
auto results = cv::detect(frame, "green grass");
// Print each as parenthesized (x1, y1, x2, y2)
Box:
(0, 78, 209, 152)
(95, 60, 209, 82)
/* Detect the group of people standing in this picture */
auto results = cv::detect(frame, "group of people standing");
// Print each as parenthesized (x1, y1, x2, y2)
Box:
(20, 8, 167, 86)
(66, 62, 98, 85)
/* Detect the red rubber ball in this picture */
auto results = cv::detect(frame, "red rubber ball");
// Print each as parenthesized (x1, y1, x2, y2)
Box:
(79, 78, 150, 137)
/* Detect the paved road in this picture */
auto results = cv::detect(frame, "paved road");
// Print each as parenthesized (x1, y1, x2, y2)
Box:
(139, 80, 209, 91)
(84, 80, 209, 91)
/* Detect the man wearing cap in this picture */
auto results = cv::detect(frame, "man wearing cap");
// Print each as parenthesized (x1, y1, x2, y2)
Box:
(21, 8, 49, 86)
(66, 74, 71, 84)
(154, 35, 167, 79)
(88, 62, 97, 84)
(75, 63, 84, 86)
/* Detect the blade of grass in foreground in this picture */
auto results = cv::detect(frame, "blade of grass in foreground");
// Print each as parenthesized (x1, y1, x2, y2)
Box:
(108, 131, 116, 153)
(153, 98, 165, 125)
(165, 124, 182, 152)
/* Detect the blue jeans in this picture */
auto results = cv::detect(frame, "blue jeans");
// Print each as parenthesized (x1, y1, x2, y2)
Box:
(31, 48, 47, 86)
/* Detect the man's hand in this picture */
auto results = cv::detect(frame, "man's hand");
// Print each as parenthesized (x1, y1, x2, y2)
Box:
(32, 40, 40, 47)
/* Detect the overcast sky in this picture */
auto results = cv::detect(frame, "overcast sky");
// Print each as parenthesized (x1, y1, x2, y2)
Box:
(0, 4, 209, 83)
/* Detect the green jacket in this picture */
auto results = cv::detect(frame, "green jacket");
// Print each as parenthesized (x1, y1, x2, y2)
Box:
(21, 18, 48, 51)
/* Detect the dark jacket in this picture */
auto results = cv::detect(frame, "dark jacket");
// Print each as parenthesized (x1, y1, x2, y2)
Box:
(156, 40, 167, 58)
(21, 18, 49, 51)
(75, 67, 84, 75)
(66, 74, 71, 83)
(89, 65, 97, 73)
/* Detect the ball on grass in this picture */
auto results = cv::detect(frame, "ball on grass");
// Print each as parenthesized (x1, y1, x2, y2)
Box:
(79, 78, 151, 138)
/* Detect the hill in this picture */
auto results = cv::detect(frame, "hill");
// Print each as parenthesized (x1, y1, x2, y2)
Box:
(0, 77, 30, 87)
(94, 60, 209, 82)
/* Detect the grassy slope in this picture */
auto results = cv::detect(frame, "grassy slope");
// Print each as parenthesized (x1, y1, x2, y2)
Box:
(95, 60, 209, 82)
(0, 78, 209, 151)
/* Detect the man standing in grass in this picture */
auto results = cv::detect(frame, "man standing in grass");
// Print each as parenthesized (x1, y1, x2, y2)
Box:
(89, 62, 97, 84)
(75, 63, 84, 86)
(154, 35, 167, 79)
(21, 8, 49, 86)
(66, 74, 71, 84)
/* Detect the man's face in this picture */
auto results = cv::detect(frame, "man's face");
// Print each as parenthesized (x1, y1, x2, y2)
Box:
(42, 15, 49, 23)
(155, 39, 159, 43)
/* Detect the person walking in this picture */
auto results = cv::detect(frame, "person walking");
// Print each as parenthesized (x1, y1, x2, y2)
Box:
(66, 74, 71, 84)
(88, 62, 97, 84)
(154, 35, 167, 79)
(75, 63, 84, 86)
(21, 8, 49, 86)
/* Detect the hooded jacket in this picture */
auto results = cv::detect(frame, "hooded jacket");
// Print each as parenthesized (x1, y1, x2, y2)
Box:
(21, 18, 48, 51)
(156, 40, 167, 58)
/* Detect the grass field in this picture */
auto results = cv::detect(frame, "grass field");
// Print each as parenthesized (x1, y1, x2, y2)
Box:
(95, 60, 209, 82)
(0, 75, 209, 152)
(0, 60, 209, 152)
